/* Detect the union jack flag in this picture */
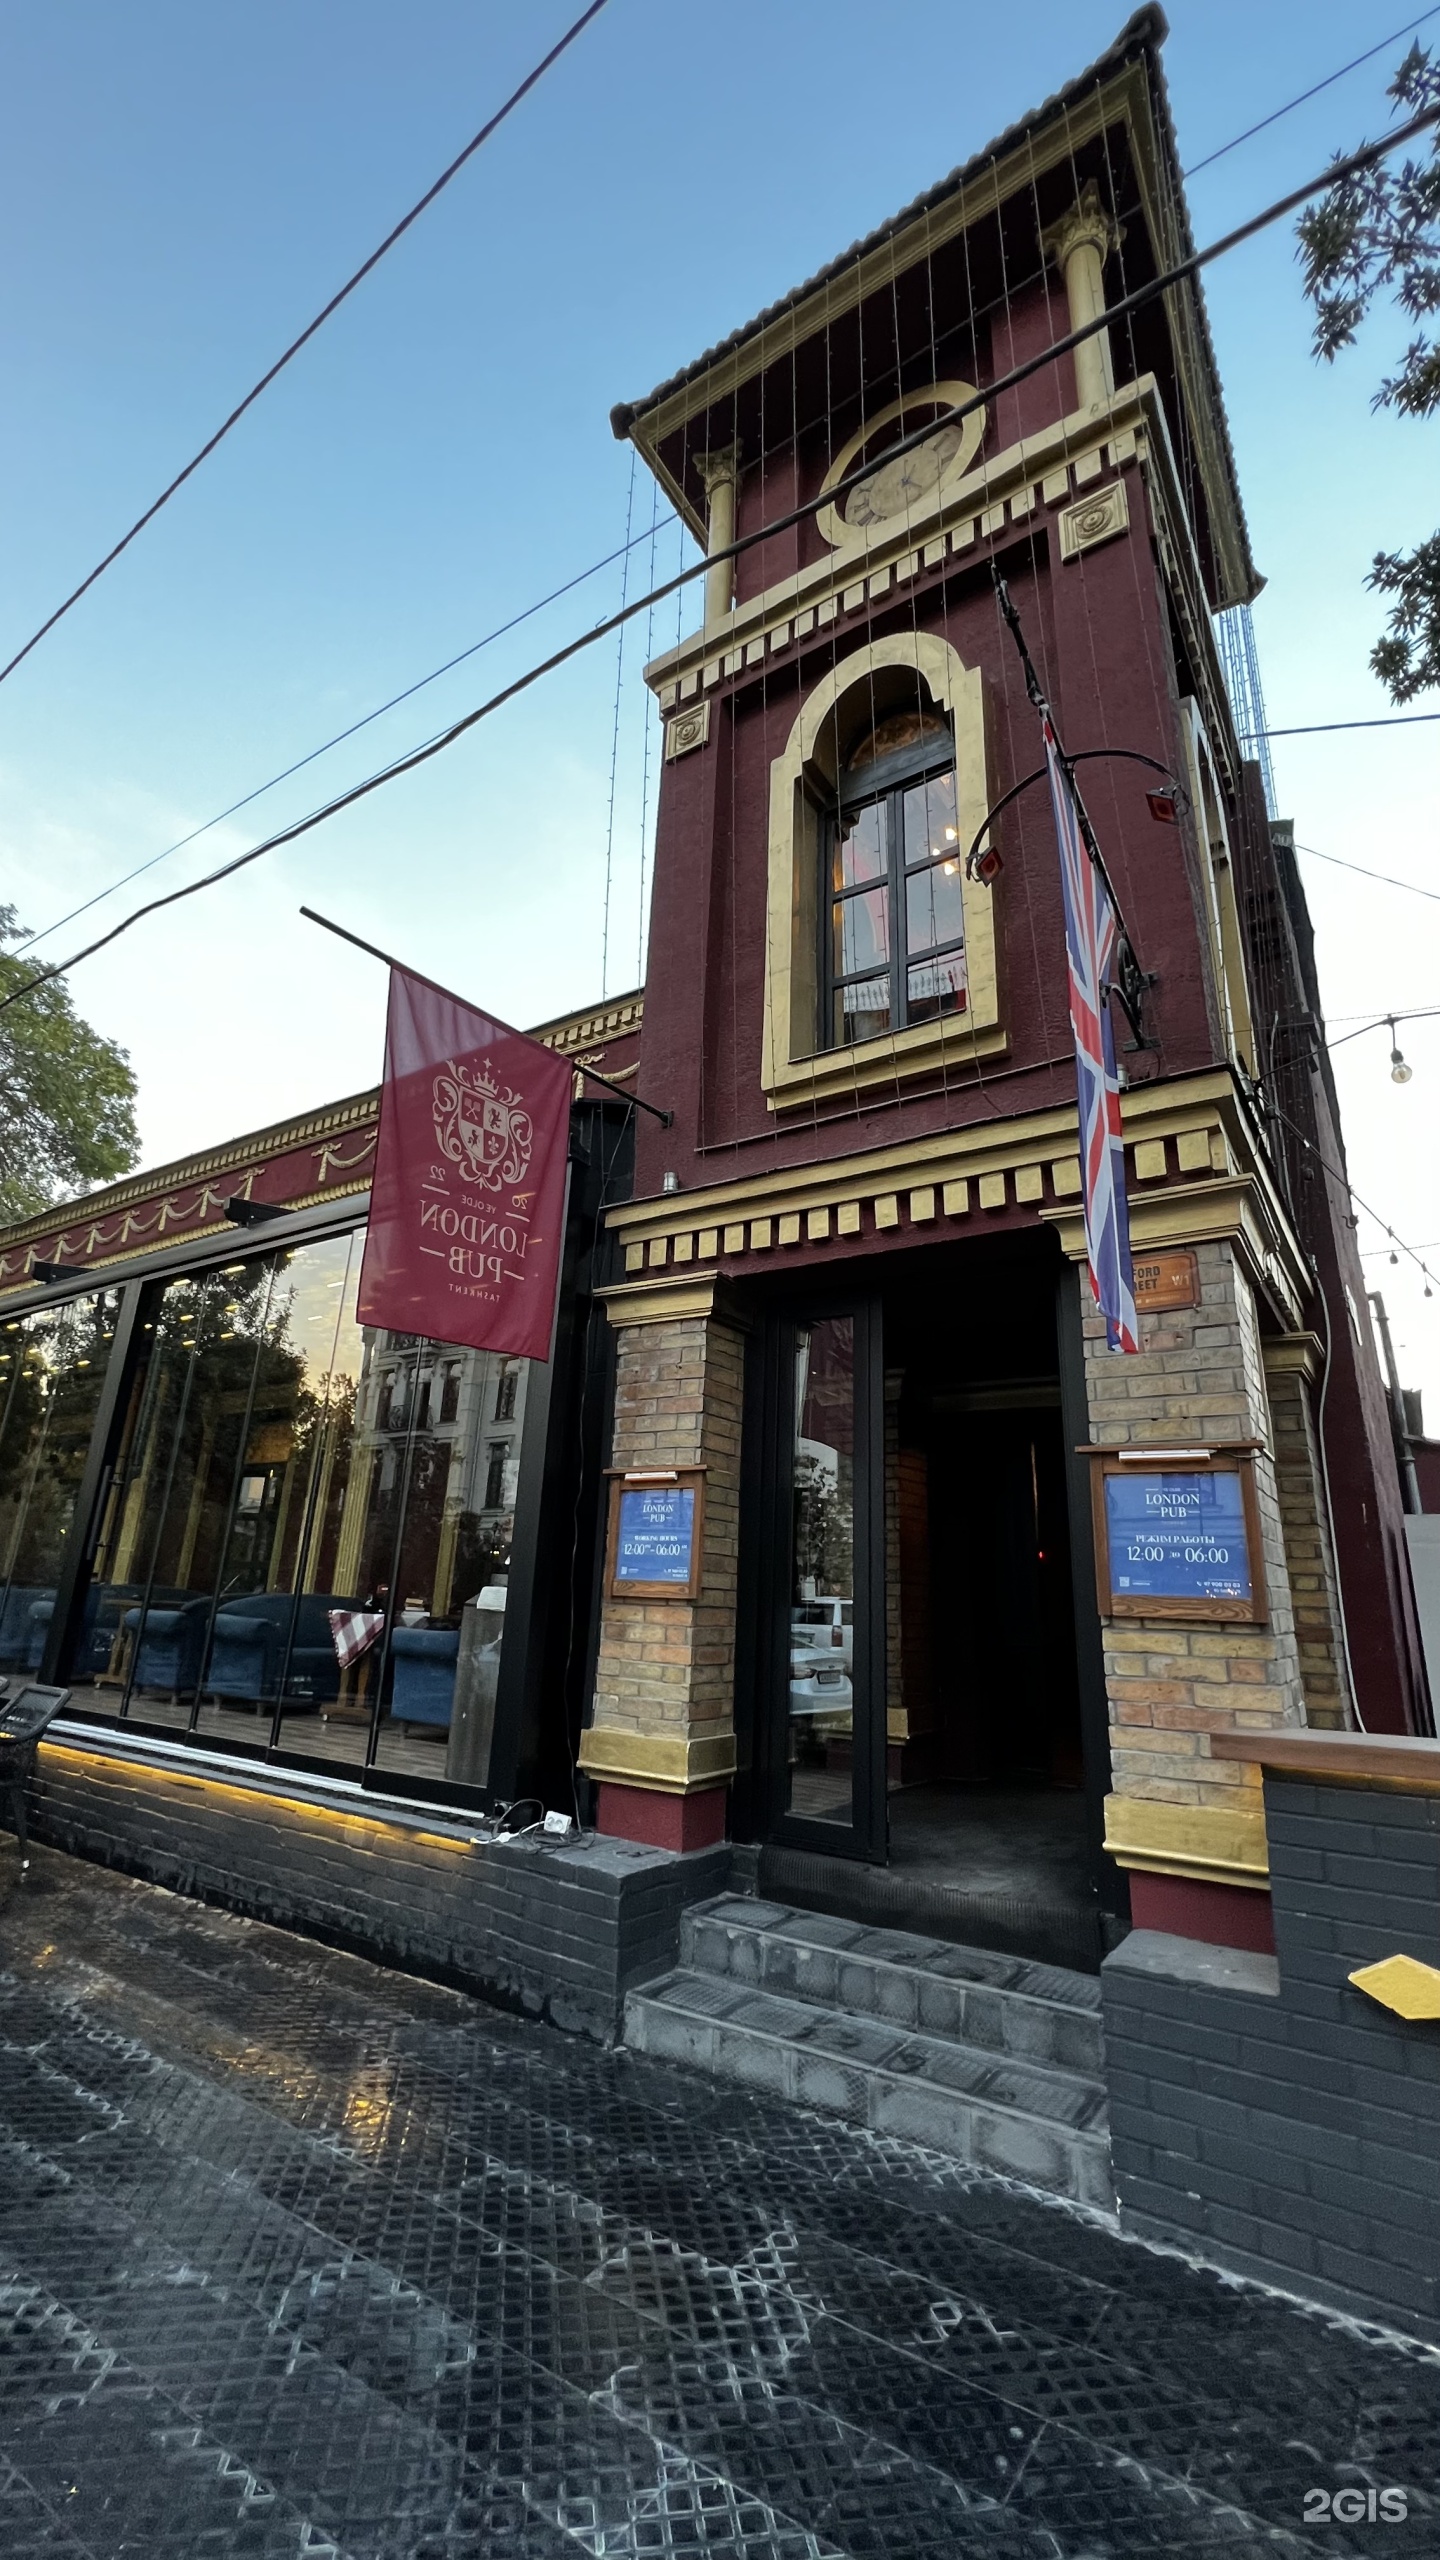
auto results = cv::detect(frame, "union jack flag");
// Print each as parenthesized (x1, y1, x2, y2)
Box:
(1044, 719, 1139, 1354)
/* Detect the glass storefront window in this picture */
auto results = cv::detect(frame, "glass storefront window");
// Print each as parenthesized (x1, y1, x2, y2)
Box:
(71, 1225, 528, 1794)
(787, 1315, 856, 1825)
(0, 1292, 121, 1676)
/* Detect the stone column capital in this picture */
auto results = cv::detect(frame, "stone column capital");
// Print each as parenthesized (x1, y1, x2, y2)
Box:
(695, 443, 742, 498)
(1041, 180, 1124, 277)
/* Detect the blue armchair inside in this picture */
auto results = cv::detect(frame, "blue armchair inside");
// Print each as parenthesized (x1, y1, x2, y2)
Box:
(206, 1591, 366, 1710)
(28, 1582, 195, 1682)
(390, 1627, 459, 1729)
(122, 1598, 211, 1697)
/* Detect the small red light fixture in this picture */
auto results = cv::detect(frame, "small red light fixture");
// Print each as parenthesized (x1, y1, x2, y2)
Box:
(974, 844, 1004, 882)
(1146, 789, 1178, 824)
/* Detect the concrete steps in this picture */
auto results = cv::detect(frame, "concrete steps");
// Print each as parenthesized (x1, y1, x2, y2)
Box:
(624, 1895, 1113, 2210)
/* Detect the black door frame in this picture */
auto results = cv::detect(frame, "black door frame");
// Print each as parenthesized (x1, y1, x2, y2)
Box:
(738, 1289, 886, 1864)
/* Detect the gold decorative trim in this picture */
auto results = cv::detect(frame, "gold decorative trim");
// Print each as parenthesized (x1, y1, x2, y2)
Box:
(645, 387, 1154, 702)
(1261, 1332, 1325, 1384)
(577, 1725, 737, 1794)
(598, 1275, 740, 1328)
(1058, 479, 1130, 560)
(604, 1070, 1309, 1323)
(1104, 1791, 1270, 1889)
(664, 702, 710, 760)
(0, 988, 645, 1292)
(624, 54, 1254, 612)
(814, 380, 987, 554)
(761, 630, 1001, 1107)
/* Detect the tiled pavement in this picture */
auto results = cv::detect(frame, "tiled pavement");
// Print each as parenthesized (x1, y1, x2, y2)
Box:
(0, 1849, 1437, 2559)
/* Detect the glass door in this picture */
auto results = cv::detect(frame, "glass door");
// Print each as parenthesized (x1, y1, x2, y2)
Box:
(763, 1298, 885, 1861)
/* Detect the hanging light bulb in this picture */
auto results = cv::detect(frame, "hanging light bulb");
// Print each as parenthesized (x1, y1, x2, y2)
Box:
(1387, 1018, 1413, 1084)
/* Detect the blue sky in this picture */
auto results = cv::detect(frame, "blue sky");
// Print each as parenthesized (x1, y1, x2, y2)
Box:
(1, 0, 1437, 1403)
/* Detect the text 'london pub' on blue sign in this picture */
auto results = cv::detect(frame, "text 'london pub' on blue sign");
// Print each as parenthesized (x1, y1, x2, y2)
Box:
(614, 1485, 697, 1586)
(1103, 1469, 1252, 1605)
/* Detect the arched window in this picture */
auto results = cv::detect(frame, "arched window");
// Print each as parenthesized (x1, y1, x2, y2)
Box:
(823, 701, 967, 1049)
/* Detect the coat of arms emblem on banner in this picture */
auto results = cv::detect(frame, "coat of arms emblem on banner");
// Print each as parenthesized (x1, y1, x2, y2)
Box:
(432, 1056, 534, 1192)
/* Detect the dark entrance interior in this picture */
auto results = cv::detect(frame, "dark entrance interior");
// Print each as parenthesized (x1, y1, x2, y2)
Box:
(884, 1241, 1093, 1943)
(748, 1232, 1117, 1969)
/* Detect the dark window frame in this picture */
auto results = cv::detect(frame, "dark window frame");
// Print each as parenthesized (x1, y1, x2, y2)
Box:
(819, 722, 966, 1051)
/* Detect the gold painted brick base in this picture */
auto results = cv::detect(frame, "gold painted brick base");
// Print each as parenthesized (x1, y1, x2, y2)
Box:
(1104, 1791, 1270, 1889)
(578, 1725, 737, 1797)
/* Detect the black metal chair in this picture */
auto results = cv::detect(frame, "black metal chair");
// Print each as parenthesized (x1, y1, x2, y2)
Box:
(0, 1681, 69, 1874)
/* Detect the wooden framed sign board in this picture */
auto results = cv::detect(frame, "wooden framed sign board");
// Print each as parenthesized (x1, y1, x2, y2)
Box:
(1089, 1448, 1266, 1624)
(605, 1468, 706, 1601)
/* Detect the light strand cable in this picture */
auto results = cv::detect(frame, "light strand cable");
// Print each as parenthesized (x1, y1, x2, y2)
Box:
(1267, 1098, 1440, 1289)
(4, 101, 1437, 1018)
(16, 512, 679, 955)
(0, 0, 614, 691)
(1327, 1003, 1440, 1048)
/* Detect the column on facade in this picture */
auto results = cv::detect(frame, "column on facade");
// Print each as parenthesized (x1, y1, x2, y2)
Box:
(1041, 180, 1123, 413)
(578, 1277, 744, 1851)
(1081, 1236, 1307, 1944)
(695, 445, 741, 630)
(1262, 1333, 1354, 1731)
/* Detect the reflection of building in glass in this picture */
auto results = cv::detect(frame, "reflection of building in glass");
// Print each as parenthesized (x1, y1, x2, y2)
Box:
(333, 1332, 528, 1618)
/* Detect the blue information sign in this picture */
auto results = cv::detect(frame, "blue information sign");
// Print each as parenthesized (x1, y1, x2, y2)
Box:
(614, 1485, 697, 1586)
(1104, 1469, 1252, 1605)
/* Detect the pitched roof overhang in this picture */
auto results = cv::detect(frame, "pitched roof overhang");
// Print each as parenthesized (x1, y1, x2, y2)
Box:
(610, 6, 1260, 610)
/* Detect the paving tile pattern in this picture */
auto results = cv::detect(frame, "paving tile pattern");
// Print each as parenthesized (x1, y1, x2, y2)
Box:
(1, 1848, 1438, 2558)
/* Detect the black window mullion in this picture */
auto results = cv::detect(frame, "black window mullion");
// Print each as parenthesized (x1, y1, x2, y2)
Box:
(888, 783, 907, 1032)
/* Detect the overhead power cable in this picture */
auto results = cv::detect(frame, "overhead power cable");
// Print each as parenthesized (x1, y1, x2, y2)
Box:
(17, 512, 677, 955)
(1242, 712, 1440, 738)
(2, 100, 1437, 1020)
(1182, 4, 1440, 177)
(1297, 843, 1440, 904)
(0, 0, 612, 692)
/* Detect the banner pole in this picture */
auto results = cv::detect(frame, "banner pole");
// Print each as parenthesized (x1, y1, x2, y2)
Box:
(299, 905, 671, 1123)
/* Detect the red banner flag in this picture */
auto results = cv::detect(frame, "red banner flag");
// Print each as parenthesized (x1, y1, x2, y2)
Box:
(357, 967, 573, 1361)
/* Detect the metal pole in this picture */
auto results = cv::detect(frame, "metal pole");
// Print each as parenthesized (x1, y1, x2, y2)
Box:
(1369, 1291, 1423, 1515)
(299, 906, 672, 1124)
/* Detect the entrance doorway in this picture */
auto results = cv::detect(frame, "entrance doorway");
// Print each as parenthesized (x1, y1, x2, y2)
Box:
(741, 1236, 1116, 1966)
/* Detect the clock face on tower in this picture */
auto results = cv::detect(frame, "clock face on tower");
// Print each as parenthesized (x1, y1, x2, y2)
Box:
(816, 382, 986, 550)
(844, 418, 972, 527)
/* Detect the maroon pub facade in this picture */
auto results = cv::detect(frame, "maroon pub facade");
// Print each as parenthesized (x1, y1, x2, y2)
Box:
(3, 7, 1438, 2318)
(579, 2, 1432, 1966)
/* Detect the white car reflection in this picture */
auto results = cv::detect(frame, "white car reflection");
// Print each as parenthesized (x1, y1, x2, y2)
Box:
(789, 1598, 853, 1721)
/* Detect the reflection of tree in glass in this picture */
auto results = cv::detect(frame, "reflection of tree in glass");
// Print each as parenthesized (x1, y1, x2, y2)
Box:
(794, 1452, 853, 1598)
(0, 1296, 116, 1584)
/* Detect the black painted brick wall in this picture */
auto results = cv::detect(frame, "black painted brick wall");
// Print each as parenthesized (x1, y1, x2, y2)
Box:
(26, 1732, 729, 2042)
(1104, 1775, 1440, 2339)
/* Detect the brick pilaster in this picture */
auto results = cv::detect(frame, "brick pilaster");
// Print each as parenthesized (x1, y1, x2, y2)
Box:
(1081, 1239, 1306, 1819)
(581, 1285, 745, 1841)
(1262, 1335, 1353, 1732)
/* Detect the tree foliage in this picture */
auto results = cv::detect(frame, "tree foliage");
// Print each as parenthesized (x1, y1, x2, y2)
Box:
(1296, 44, 1440, 699)
(0, 906, 140, 1224)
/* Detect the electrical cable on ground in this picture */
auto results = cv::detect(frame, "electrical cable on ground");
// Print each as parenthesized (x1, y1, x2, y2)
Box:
(2, 100, 1437, 1020)
(0, 0, 613, 691)
(16, 512, 678, 956)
